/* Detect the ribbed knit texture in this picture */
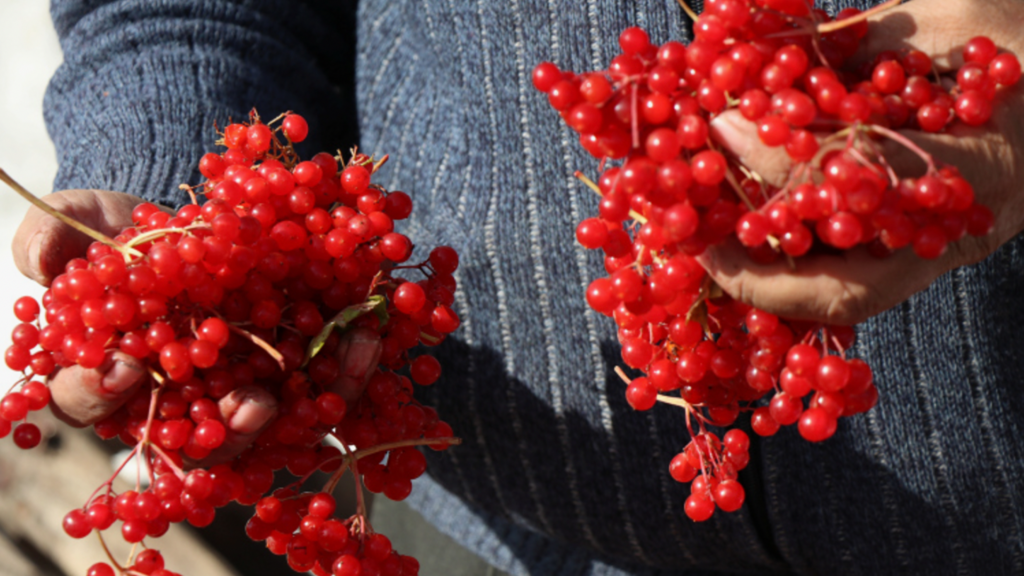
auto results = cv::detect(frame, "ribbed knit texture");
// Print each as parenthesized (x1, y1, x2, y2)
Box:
(46, 1, 1024, 574)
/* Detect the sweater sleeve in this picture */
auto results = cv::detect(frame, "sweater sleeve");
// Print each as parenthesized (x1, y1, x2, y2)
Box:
(44, 0, 358, 206)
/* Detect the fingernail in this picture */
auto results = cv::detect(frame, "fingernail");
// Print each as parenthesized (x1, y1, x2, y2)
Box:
(100, 360, 145, 394)
(228, 392, 276, 435)
(709, 114, 749, 153)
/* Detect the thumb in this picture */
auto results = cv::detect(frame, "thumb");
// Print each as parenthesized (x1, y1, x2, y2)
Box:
(709, 110, 794, 188)
(19, 216, 95, 286)
(12, 190, 142, 285)
(48, 351, 148, 427)
(853, 0, 1024, 73)
(330, 328, 382, 403)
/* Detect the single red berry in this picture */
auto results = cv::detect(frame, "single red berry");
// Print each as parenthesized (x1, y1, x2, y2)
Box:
(691, 150, 727, 185)
(63, 509, 92, 538)
(684, 493, 716, 522)
(246, 123, 273, 153)
(625, 377, 657, 411)
(713, 479, 746, 512)
(989, 52, 1022, 86)
(963, 36, 998, 66)
(798, 407, 838, 442)
(531, 62, 561, 92)
(282, 114, 309, 142)
(410, 355, 442, 385)
(12, 422, 40, 449)
(340, 165, 370, 194)
(618, 27, 651, 55)
(393, 282, 427, 314)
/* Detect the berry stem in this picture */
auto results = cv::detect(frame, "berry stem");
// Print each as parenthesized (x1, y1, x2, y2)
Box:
(0, 168, 143, 258)
(674, 0, 699, 22)
(149, 444, 187, 480)
(339, 442, 372, 540)
(351, 436, 463, 461)
(138, 381, 164, 488)
(816, 0, 901, 34)
(655, 393, 694, 411)
(722, 161, 758, 212)
(126, 224, 211, 249)
(95, 527, 125, 572)
(371, 154, 390, 175)
(613, 366, 632, 386)
(573, 171, 648, 224)
(227, 324, 286, 370)
(866, 124, 938, 174)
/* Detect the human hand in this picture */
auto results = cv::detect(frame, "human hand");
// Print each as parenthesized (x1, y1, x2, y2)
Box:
(11, 189, 382, 464)
(698, 0, 1024, 325)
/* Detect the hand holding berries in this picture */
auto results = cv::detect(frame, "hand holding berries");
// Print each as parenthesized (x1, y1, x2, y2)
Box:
(702, 0, 1024, 325)
(533, 0, 1022, 522)
(1, 112, 459, 575)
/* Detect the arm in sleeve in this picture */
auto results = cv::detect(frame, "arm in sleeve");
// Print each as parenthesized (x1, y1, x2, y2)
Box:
(44, 0, 358, 206)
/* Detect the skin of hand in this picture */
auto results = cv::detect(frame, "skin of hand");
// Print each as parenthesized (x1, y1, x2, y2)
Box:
(698, 0, 1024, 326)
(12, 189, 382, 465)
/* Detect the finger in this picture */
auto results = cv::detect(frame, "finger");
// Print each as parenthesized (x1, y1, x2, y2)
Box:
(877, 87, 1024, 248)
(192, 386, 279, 467)
(709, 110, 794, 187)
(47, 351, 147, 427)
(854, 0, 1024, 71)
(12, 190, 142, 285)
(330, 328, 382, 403)
(697, 237, 950, 325)
(15, 202, 97, 286)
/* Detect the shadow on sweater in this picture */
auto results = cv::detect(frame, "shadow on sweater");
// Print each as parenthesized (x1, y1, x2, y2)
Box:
(409, 333, 1019, 576)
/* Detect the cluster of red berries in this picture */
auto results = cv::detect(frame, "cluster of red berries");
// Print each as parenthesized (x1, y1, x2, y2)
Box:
(247, 489, 419, 575)
(2, 111, 459, 575)
(533, 0, 1017, 520)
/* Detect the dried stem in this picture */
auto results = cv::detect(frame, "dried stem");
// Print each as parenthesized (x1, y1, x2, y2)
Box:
(675, 0, 699, 22)
(371, 154, 390, 174)
(149, 444, 187, 480)
(867, 124, 938, 174)
(138, 380, 165, 488)
(816, 0, 901, 34)
(227, 324, 286, 370)
(126, 224, 211, 248)
(655, 394, 694, 411)
(352, 436, 463, 461)
(96, 531, 125, 572)
(341, 442, 371, 539)
(722, 163, 757, 212)
(573, 171, 648, 224)
(613, 366, 632, 386)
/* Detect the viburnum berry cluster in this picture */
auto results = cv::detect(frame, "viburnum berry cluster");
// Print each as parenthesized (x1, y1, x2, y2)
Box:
(0, 111, 460, 575)
(533, 0, 1019, 521)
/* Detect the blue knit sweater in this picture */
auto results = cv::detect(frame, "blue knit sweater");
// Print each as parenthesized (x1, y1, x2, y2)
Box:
(45, 1, 1024, 574)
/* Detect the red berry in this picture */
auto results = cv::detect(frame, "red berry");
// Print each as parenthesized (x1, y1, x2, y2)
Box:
(283, 114, 309, 142)
(713, 479, 746, 512)
(531, 62, 561, 92)
(410, 355, 442, 385)
(12, 422, 40, 449)
(684, 493, 716, 522)
(798, 407, 838, 442)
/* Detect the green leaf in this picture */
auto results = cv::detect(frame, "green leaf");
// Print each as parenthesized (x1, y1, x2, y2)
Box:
(303, 295, 388, 365)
